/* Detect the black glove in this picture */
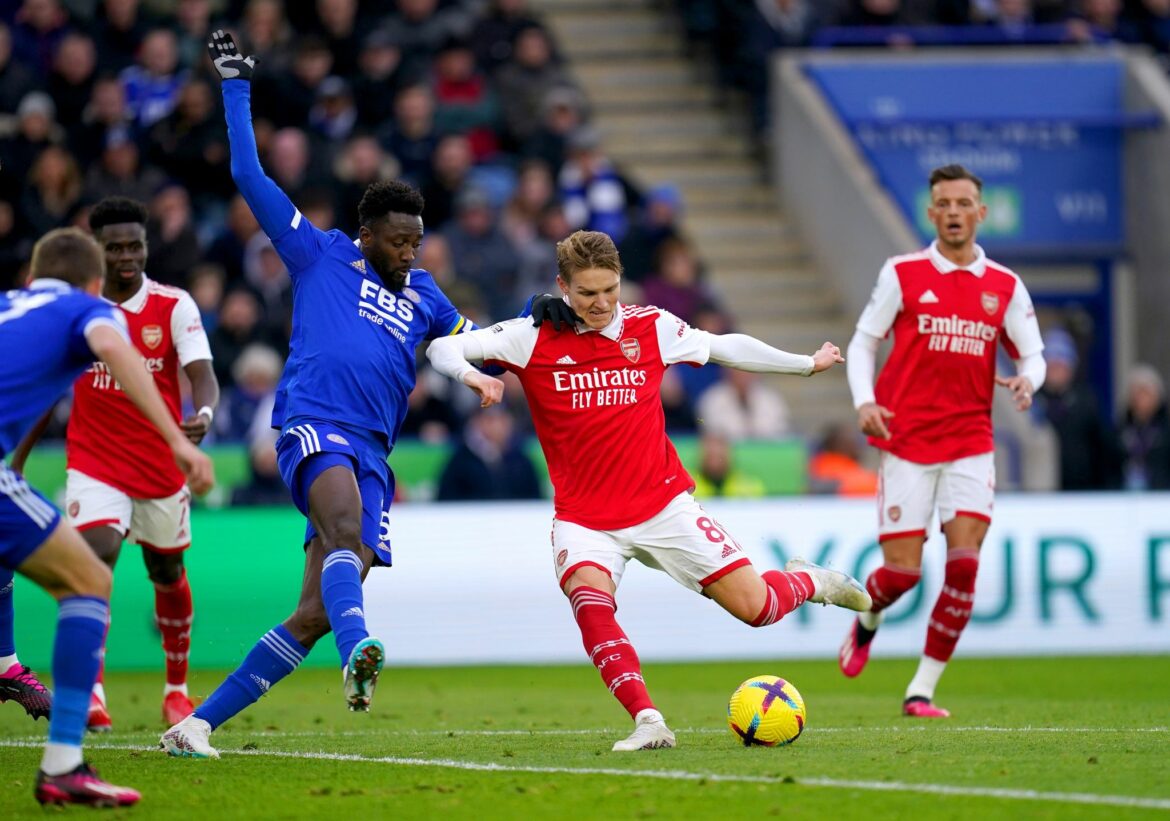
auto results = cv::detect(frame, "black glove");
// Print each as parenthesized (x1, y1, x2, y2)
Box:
(530, 293, 582, 331)
(207, 29, 256, 81)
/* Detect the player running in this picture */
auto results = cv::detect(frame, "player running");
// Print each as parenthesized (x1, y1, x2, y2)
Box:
(12, 196, 220, 732)
(0, 570, 51, 721)
(160, 31, 569, 758)
(838, 164, 1045, 717)
(427, 230, 872, 751)
(1, 227, 212, 806)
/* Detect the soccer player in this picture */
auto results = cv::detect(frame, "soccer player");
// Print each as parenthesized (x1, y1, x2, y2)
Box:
(0, 571, 51, 721)
(837, 164, 1045, 717)
(1, 227, 212, 806)
(13, 196, 220, 732)
(161, 31, 570, 757)
(426, 230, 873, 751)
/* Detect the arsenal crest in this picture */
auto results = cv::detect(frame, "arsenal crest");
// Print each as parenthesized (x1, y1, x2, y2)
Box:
(981, 292, 999, 316)
(141, 324, 163, 349)
(68, 501, 80, 518)
(888, 505, 902, 523)
(619, 338, 640, 363)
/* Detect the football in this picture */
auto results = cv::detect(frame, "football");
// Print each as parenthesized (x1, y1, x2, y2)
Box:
(727, 675, 807, 747)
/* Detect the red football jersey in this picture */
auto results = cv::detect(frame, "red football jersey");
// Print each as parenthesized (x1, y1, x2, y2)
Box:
(856, 243, 1043, 464)
(67, 278, 212, 498)
(477, 305, 711, 530)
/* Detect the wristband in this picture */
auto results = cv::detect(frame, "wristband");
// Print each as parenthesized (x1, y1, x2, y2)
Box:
(197, 405, 215, 423)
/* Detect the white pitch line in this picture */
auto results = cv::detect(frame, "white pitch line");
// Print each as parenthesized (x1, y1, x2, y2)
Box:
(1, 739, 1167, 811)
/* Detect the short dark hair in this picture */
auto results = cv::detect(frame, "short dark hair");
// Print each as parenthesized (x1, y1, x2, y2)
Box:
(30, 227, 104, 287)
(929, 164, 983, 192)
(89, 196, 148, 231)
(357, 180, 425, 228)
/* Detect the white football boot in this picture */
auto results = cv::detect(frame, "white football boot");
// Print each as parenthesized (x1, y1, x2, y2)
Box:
(612, 708, 677, 752)
(785, 558, 873, 612)
(160, 714, 220, 759)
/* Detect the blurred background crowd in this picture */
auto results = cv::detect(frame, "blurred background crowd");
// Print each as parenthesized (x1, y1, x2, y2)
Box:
(2, 0, 1167, 504)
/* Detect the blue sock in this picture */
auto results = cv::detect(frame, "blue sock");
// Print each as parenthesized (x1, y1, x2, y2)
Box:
(321, 549, 368, 666)
(194, 625, 306, 730)
(48, 597, 109, 747)
(0, 569, 15, 658)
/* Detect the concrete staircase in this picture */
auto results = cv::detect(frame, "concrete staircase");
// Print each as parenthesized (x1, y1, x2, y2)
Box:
(534, 0, 856, 437)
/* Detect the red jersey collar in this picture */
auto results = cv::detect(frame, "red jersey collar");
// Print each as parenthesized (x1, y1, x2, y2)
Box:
(112, 275, 152, 313)
(574, 301, 625, 340)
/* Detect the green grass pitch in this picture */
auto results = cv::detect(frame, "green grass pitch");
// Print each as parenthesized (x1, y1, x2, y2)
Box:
(1, 656, 1167, 819)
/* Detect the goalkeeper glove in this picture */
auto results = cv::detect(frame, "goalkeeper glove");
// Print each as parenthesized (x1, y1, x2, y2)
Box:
(207, 29, 256, 81)
(529, 293, 582, 331)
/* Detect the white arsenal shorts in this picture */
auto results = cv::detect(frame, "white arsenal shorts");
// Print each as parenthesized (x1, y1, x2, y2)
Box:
(65, 469, 192, 551)
(550, 492, 753, 593)
(876, 451, 995, 542)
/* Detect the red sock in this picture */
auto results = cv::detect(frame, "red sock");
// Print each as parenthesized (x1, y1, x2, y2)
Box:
(924, 549, 979, 662)
(866, 564, 922, 612)
(752, 570, 816, 626)
(569, 587, 654, 719)
(154, 569, 193, 687)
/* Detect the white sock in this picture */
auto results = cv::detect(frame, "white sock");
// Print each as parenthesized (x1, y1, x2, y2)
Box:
(0, 654, 19, 672)
(91, 682, 106, 705)
(905, 656, 948, 701)
(40, 742, 83, 776)
(858, 609, 883, 631)
(634, 708, 663, 725)
(163, 682, 188, 697)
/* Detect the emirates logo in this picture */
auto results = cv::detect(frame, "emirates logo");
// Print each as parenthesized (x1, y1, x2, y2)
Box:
(619, 338, 640, 363)
(141, 324, 163, 349)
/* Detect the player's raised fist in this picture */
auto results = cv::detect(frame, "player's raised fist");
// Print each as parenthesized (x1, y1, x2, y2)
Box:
(207, 29, 255, 81)
(810, 341, 845, 374)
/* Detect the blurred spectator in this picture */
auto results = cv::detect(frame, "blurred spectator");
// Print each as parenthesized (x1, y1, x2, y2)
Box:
(230, 394, 290, 506)
(333, 135, 399, 235)
(437, 406, 542, 501)
(676, 302, 729, 402)
(0, 22, 40, 116)
(0, 200, 32, 287)
(238, 0, 293, 63)
(82, 130, 165, 204)
(619, 184, 683, 284)
(145, 184, 201, 287)
(92, 0, 152, 73)
(417, 232, 456, 286)
(992, 348, 1059, 491)
(21, 144, 84, 237)
(431, 35, 501, 161)
(741, 1, 822, 133)
(400, 364, 464, 443)
(559, 124, 638, 242)
(316, 0, 361, 77)
(379, 83, 439, 186)
(443, 186, 522, 320)
(47, 32, 98, 130)
(309, 75, 358, 144)
(174, 0, 214, 69)
(209, 288, 274, 388)
(1035, 328, 1122, 490)
(421, 132, 474, 229)
(696, 368, 792, 440)
(472, 0, 550, 74)
(1068, 0, 1143, 42)
(522, 84, 586, 176)
(495, 23, 577, 148)
(379, 0, 474, 80)
(206, 192, 259, 286)
(187, 262, 225, 334)
(217, 342, 283, 442)
(504, 160, 562, 302)
(120, 27, 186, 128)
(253, 35, 332, 128)
(242, 233, 292, 338)
(352, 29, 410, 129)
(263, 126, 324, 204)
(1117, 364, 1170, 490)
(836, 0, 919, 25)
(11, 0, 71, 75)
(640, 236, 717, 324)
(147, 77, 232, 201)
(661, 368, 698, 433)
(1, 92, 63, 189)
(808, 421, 878, 496)
(1131, 0, 1170, 52)
(68, 74, 133, 167)
(691, 432, 766, 498)
(501, 157, 555, 249)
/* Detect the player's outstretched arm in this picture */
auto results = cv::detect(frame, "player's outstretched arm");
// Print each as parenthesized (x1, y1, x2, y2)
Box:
(707, 333, 841, 376)
(427, 333, 506, 408)
(206, 30, 299, 242)
(86, 324, 214, 495)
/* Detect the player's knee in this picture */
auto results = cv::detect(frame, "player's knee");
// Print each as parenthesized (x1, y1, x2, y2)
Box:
(143, 551, 183, 585)
(317, 519, 363, 552)
(69, 559, 112, 600)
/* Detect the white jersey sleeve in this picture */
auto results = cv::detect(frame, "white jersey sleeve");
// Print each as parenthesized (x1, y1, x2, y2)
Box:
(855, 259, 903, 338)
(653, 309, 711, 366)
(1002, 278, 1044, 358)
(426, 317, 540, 382)
(170, 291, 213, 366)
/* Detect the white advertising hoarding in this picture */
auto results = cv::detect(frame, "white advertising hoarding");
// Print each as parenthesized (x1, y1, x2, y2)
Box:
(363, 494, 1170, 664)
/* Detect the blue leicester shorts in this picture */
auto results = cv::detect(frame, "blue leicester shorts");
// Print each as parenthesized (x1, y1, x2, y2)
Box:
(275, 421, 395, 565)
(0, 463, 62, 570)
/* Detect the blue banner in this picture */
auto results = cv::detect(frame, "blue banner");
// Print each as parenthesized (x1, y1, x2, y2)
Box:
(805, 58, 1136, 256)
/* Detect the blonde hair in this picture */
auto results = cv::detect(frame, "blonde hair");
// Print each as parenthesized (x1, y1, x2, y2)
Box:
(29, 227, 103, 287)
(555, 230, 623, 282)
